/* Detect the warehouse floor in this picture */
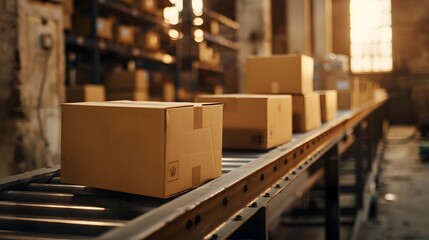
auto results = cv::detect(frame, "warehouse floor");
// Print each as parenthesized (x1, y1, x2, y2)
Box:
(272, 126, 429, 240)
(358, 126, 429, 240)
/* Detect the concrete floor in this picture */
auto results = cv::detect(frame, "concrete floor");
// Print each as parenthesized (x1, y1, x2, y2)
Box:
(358, 126, 429, 240)
(272, 126, 429, 240)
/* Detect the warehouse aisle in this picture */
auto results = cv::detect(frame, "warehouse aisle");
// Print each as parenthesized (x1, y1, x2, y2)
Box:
(359, 126, 429, 240)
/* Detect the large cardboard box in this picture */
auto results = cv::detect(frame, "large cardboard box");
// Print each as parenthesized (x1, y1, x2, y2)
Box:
(66, 84, 105, 102)
(106, 91, 149, 101)
(61, 101, 223, 198)
(292, 93, 322, 132)
(247, 54, 314, 94)
(196, 94, 292, 149)
(318, 90, 337, 122)
(105, 70, 149, 92)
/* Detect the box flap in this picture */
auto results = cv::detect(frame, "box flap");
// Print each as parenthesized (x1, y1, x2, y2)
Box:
(62, 101, 194, 109)
(198, 94, 291, 99)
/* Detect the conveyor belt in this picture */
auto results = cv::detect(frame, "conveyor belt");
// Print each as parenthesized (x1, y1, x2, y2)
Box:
(0, 96, 388, 239)
(0, 152, 263, 239)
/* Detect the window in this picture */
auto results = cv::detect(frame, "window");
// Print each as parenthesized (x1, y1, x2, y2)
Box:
(350, 0, 392, 73)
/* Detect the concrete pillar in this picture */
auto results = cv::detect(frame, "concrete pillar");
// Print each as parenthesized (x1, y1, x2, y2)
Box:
(287, 0, 312, 55)
(236, 0, 272, 92)
(313, 0, 333, 58)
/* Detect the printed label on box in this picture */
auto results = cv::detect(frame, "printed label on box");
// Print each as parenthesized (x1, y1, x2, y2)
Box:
(167, 161, 179, 182)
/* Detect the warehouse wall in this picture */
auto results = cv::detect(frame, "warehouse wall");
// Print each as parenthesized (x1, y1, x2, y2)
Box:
(0, 1, 65, 178)
(332, 0, 429, 124)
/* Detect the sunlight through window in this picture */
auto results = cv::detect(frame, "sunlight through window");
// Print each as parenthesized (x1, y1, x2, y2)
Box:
(350, 0, 393, 73)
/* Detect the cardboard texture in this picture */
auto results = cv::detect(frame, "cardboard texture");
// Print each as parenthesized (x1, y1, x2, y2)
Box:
(292, 93, 322, 132)
(105, 70, 149, 91)
(318, 90, 337, 122)
(247, 54, 314, 94)
(61, 101, 223, 198)
(66, 85, 106, 102)
(197, 94, 292, 149)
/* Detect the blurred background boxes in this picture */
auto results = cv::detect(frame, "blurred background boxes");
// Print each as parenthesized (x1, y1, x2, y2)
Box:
(318, 90, 337, 122)
(292, 93, 322, 132)
(105, 69, 149, 101)
(66, 84, 106, 102)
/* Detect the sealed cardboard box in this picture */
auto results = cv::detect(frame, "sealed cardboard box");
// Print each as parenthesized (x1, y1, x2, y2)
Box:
(197, 94, 292, 149)
(72, 15, 113, 40)
(318, 90, 337, 122)
(66, 84, 105, 102)
(105, 70, 149, 91)
(247, 54, 314, 94)
(136, 30, 160, 51)
(292, 93, 322, 132)
(106, 91, 149, 101)
(61, 101, 223, 198)
(63, 0, 74, 14)
(63, 14, 72, 30)
(337, 91, 355, 110)
(114, 24, 135, 46)
(163, 82, 175, 102)
(135, 0, 157, 12)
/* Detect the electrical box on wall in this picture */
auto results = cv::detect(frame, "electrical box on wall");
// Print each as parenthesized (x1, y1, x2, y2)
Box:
(0, 0, 65, 177)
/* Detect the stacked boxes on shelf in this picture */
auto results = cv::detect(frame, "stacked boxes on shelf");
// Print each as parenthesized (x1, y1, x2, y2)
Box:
(113, 24, 135, 46)
(196, 94, 292, 150)
(66, 84, 106, 102)
(72, 15, 114, 40)
(61, 101, 223, 198)
(105, 70, 149, 101)
(149, 72, 176, 102)
(337, 77, 378, 110)
(247, 54, 330, 132)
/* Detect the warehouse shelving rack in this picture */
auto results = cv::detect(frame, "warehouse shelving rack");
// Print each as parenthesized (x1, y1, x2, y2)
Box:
(0, 94, 388, 239)
(65, 0, 176, 86)
(176, 0, 239, 100)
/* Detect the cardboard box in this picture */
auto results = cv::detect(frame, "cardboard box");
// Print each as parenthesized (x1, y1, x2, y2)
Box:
(247, 54, 314, 94)
(106, 91, 149, 101)
(105, 70, 149, 91)
(66, 84, 105, 102)
(72, 15, 113, 40)
(114, 24, 135, 46)
(196, 94, 292, 149)
(63, 14, 72, 30)
(292, 93, 322, 132)
(136, 30, 160, 51)
(211, 20, 219, 35)
(318, 90, 337, 122)
(61, 101, 223, 198)
(63, 0, 74, 14)
(337, 91, 355, 110)
(135, 0, 157, 12)
(163, 82, 175, 102)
